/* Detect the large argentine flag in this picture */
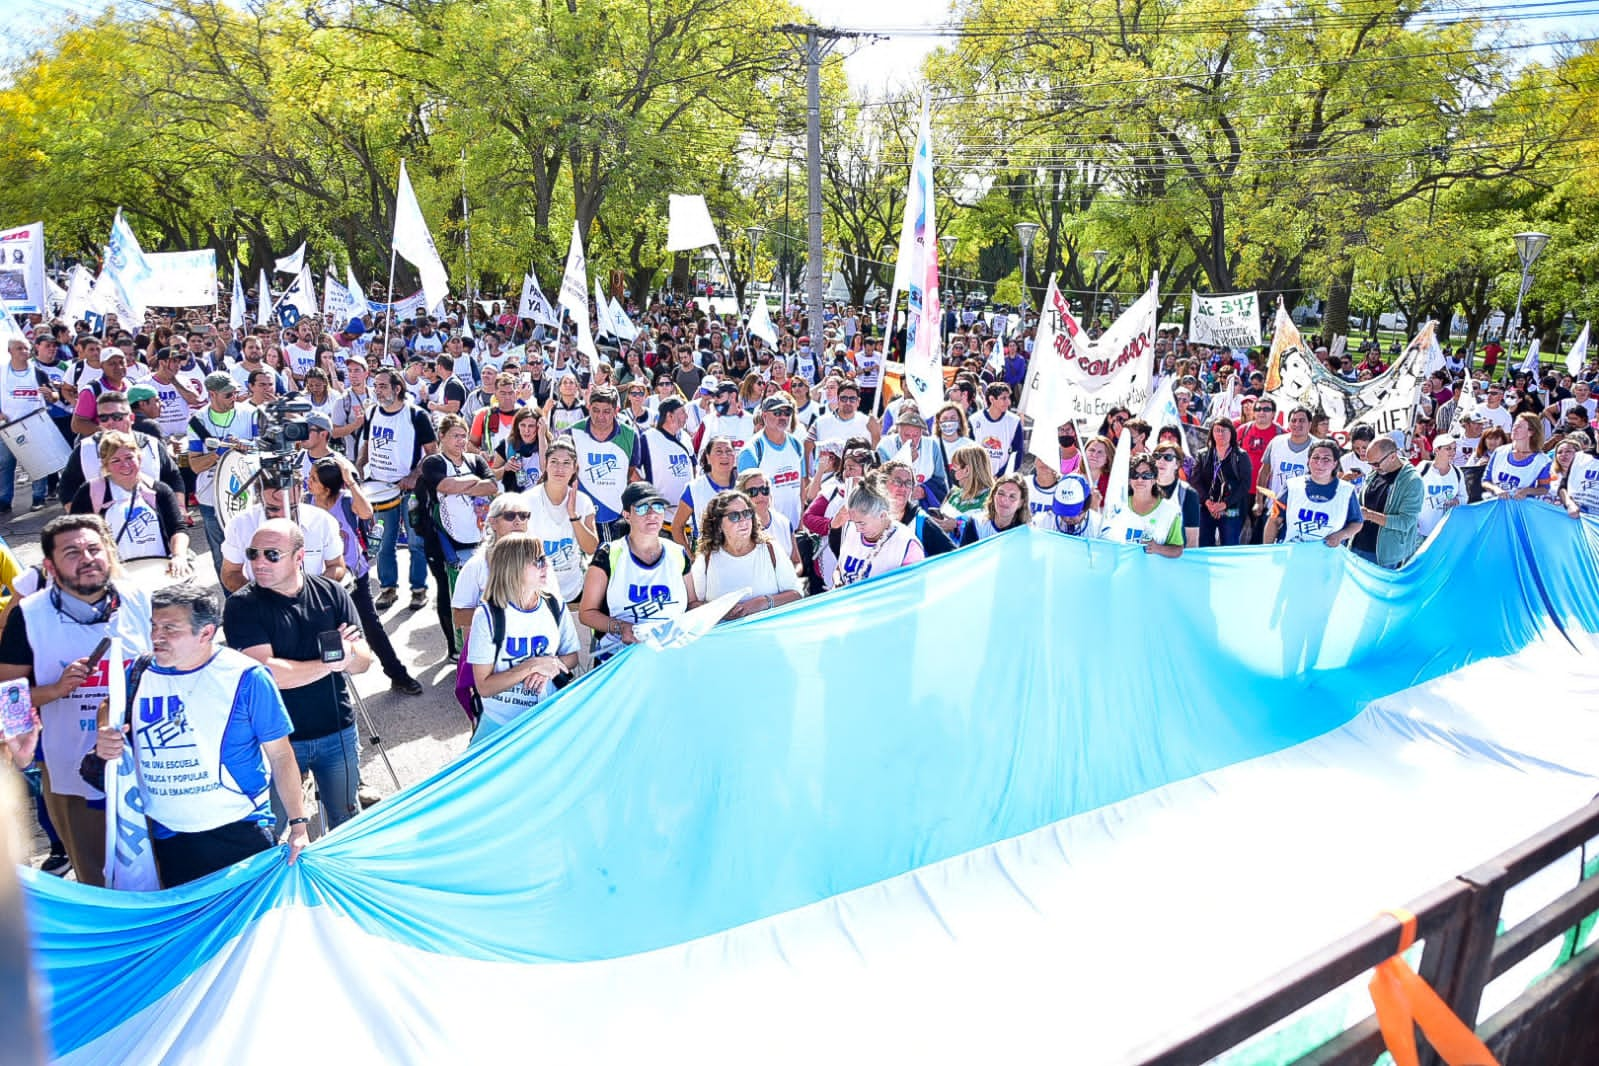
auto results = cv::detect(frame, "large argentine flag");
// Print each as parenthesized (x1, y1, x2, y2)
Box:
(26, 501, 1599, 1064)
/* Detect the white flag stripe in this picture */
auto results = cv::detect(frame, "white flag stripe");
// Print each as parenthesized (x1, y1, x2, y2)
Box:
(392, 160, 451, 314)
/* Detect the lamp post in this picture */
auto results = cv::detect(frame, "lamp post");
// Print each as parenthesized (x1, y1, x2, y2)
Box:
(1509, 231, 1550, 369)
(939, 234, 957, 303)
(1015, 222, 1040, 315)
(1091, 249, 1109, 328)
(880, 243, 897, 342)
(744, 226, 764, 309)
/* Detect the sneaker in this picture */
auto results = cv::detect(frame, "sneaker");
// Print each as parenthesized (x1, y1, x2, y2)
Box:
(374, 586, 398, 609)
(408, 588, 429, 610)
(357, 784, 383, 809)
(29, 501, 46, 512)
(390, 676, 424, 696)
(40, 851, 70, 877)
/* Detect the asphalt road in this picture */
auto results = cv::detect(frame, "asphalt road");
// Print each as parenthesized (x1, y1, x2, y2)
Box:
(4, 489, 476, 873)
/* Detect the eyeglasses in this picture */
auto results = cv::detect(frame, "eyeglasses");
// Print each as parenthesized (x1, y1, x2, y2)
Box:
(631, 502, 668, 516)
(888, 476, 916, 488)
(1130, 471, 1157, 480)
(245, 547, 289, 562)
(838, 394, 859, 403)
(744, 485, 771, 497)
(769, 406, 794, 416)
(496, 511, 532, 521)
(99, 411, 132, 421)
(723, 509, 754, 523)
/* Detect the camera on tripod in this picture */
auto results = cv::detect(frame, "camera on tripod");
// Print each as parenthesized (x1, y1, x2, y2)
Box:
(256, 397, 313, 491)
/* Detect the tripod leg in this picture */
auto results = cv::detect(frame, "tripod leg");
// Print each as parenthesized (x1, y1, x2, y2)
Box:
(350, 686, 402, 792)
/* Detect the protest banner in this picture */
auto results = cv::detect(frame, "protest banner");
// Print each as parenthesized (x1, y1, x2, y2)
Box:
(1188, 290, 1261, 348)
(0, 222, 47, 314)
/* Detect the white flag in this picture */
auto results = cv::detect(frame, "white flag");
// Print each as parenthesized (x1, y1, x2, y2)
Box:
(274, 242, 306, 275)
(665, 194, 721, 252)
(392, 160, 451, 314)
(60, 265, 95, 323)
(346, 264, 367, 321)
(0, 307, 23, 344)
(518, 270, 558, 326)
(102, 635, 160, 892)
(899, 99, 942, 415)
(557, 219, 589, 319)
(1519, 338, 1541, 376)
(1565, 322, 1589, 377)
(1104, 426, 1133, 516)
(89, 265, 137, 331)
(105, 209, 153, 326)
(748, 294, 778, 348)
(323, 268, 355, 325)
(230, 270, 246, 330)
(1020, 276, 1085, 474)
(275, 266, 318, 326)
(595, 276, 620, 339)
(570, 304, 599, 363)
(1140, 375, 1188, 455)
(257, 268, 271, 327)
(609, 298, 639, 342)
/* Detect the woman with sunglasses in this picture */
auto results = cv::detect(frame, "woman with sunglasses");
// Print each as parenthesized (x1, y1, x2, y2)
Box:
(959, 473, 1030, 545)
(580, 482, 696, 663)
(530, 438, 599, 607)
(1097, 452, 1185, 557)
(1151, 444, 1201, 549)
(451, 492, 536, 644)
(1261, 439, 1363, 547)
(467, 534, 581, 745)
(306, 457, 423, 695)
(688, 490, 804, 621)
(868, 458, 957, 558)
(737, 469, 800, 569)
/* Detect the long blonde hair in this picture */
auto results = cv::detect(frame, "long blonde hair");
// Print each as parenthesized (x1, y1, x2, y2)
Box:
(949, 442, 996, 498)
(481, 533, 548, 608)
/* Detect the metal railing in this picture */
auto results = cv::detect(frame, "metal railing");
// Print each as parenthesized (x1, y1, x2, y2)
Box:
(1125, 797, 1599, 1066)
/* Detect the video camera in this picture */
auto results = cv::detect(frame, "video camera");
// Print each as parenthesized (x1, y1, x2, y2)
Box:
(255, 396, 313, 492)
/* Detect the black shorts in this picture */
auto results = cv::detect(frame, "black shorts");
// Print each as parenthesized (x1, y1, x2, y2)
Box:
(152, 818, 276, 888)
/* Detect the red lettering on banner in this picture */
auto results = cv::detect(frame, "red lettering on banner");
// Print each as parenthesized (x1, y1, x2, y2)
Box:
(1076, 333, 1149, 379)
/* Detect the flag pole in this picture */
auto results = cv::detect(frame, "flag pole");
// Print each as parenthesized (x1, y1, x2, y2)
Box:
(381, 245, 398, 365)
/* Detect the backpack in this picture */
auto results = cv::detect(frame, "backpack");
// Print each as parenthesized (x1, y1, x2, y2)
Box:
(454, 593, 569, 723)
(339, 495, 375, 559)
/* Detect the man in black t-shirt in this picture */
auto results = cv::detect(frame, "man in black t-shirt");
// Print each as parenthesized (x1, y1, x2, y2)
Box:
(222, 519, 373, 834)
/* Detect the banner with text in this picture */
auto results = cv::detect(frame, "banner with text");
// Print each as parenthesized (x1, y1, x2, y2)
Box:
(0, 222, 47, 314)
(144, 250, 219, 307)
(1022, 274, 1158, 437)
(1189, 291, 1261, 348)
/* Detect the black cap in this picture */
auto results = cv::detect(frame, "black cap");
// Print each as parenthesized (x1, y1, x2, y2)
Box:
(621, 481, 669, 511)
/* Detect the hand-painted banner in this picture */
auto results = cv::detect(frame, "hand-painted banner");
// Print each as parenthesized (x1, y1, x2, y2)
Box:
(0, 221, 47, 314)
(1021, 275, 1158, 440)
(1270, 308, 1439, 442)
(144, 250, 219, 307)
(1189, 291, 1261, 348)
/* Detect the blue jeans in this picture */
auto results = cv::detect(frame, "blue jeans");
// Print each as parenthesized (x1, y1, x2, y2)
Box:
(0, 436, 49, 508)
(271, 724, 360, 835)
(197, 504, 226, 581)
(1199, 508, 1244, 547)
(374, 497, 426, 591)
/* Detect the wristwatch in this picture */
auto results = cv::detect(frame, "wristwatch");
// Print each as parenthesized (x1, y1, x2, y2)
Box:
(287, 817, 309, 827)
(609, 620, 622, 636)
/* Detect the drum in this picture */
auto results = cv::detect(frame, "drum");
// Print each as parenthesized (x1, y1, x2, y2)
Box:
(361, 479, 402, 510)
(215, 449, 261, 531)
(0, 409, 72, 481)
(118, 554, 195, 594)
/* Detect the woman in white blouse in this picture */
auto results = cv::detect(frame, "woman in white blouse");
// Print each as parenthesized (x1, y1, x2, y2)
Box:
(688, 489, 803, 621)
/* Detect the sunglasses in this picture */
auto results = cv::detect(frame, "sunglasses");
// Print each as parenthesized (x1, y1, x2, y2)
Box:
(631, 502, 668, 516)
(1130, 471, 1157, 480)
(1154, 452, 1180, 461)
(496, 511, 532, 521)
(723, 509, 755, 523)
(99, 411, 132, 421)
(838, 394, 860, 402)
(768, 407, 794, 416)
(245, 547, 290, 562)
(744, 486, 771, 497)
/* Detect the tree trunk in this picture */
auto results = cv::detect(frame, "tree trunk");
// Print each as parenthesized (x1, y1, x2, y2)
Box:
(1323, 263, 1355, 338)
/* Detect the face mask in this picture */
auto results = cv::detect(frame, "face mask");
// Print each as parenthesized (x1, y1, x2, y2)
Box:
(939, 421, 960, 437)
(715, 401, 731, 416)
(1058, 434, 1077, 449)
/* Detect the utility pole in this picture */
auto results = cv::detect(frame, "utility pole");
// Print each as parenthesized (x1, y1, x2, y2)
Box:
(777, 23, 858, 355)
(459, 148, 474, 308)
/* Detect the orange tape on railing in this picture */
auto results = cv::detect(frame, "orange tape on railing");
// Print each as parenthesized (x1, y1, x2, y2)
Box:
(1368, 909, 1499, 1066)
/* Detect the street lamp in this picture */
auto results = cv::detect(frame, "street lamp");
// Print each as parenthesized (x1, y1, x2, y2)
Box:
(939, 234, 957, 306)
(1091, 249, 1109, 328)
(746, 226, 764, 273)
(1015, 222, 1040, 314)
(1509, 231, 1550, 359)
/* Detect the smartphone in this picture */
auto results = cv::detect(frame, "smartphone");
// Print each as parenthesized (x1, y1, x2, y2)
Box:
(87, 636, 113, 670)
(317, 631, 346, 665)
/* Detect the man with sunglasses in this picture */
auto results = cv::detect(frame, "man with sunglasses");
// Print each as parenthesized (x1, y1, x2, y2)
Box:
(57, 390, 183, 508)
(223, 519, 372, 837)
(805, 382, 879, 473)
(738, 396, 807, 528)
(218, 475, 346, 594)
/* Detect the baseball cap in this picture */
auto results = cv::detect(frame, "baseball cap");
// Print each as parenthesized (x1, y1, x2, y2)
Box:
(714, 379, 739, 394)
(760, 396, 794, 414)
(203, 371, 236, 394)
(307, 414, 333, 432)
(1052, 475, 1090, 520)
(126, 384, 159, 404)
(697, 375, 718, 394)
(621, 481, 669, 511)
(1432, 434, 1457, 450)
